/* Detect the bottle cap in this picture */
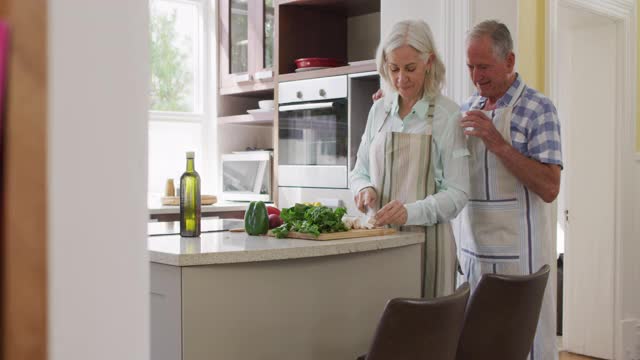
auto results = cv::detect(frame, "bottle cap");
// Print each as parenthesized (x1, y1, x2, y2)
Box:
(186, 151, 195, 158)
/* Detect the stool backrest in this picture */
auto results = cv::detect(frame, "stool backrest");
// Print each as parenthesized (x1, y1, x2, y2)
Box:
(366, 283, 471, 360)
(456, 265, 550, 360)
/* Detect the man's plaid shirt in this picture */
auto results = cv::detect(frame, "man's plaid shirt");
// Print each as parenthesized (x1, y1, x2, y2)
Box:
(461, 73, 563, 167)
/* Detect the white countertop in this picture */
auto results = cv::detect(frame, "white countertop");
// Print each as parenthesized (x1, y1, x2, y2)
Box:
(147, 194, 249, 215)
(148, 231, 425, 266)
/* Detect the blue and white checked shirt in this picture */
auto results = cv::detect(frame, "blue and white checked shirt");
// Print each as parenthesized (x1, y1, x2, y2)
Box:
(461, 74, 563, 167)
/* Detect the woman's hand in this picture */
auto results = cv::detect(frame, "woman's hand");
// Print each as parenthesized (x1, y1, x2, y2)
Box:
(373, 200, 407, 226)
(354, 187, 377, 213)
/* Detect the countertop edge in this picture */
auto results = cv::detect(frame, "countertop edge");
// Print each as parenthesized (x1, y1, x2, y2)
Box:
(150, 233, 424, 266)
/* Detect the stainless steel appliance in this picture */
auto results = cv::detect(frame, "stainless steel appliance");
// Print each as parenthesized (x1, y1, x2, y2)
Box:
(277, 72, 380, 212)
(278, 75, 349, 188)
(221, 151, 272, 202)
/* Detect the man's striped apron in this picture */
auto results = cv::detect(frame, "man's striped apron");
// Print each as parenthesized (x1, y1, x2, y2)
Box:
(456, 81, 558, 360)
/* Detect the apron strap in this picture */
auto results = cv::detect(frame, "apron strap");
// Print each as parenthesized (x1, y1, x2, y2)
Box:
(470, 79, 527, 110)
(507, 80, 527, 108)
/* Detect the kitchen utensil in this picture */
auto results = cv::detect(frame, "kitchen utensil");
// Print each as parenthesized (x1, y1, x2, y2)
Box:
(294, 57, 345, 69)
(258, 100, 274, 110)
(164, 178, 175, 197)
(267, 228, 396, 241)
(161, 195, 217, 206)
(294, 66, 330, 72)
(246, 108, 273, 122)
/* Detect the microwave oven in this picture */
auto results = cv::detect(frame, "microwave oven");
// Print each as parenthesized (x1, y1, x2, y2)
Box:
(221, 151, 272, 202)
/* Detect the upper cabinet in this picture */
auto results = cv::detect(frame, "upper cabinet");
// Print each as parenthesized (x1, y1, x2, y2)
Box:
(276, 0, 380, 81)
(219, 0, 275, 94)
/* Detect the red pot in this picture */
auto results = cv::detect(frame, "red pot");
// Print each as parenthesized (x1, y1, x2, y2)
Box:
(294, 57, 346, 69)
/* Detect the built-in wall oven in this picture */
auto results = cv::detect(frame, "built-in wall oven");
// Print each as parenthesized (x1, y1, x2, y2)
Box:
(277, 72, 380, 212)
(278, 75, 349, 188)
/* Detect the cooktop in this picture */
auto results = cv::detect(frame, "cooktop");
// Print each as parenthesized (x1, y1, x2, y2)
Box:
(148, 218, 244, 236)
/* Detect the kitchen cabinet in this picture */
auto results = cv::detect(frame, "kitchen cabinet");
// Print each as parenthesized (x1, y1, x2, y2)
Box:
(150, 263, 182, 360)
(219, 0, 275, 94)
(276, 0, 380, 77)
(274, 0, 380, 208)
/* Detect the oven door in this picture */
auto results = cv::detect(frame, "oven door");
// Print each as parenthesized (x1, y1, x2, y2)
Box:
(278, 99, 348, 188)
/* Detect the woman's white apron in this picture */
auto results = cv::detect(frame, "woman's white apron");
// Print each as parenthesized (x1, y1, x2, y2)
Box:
(369, 101, 457, 299)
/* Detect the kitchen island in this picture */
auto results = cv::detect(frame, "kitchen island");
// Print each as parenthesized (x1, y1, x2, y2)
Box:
(150, 230, 424, 360)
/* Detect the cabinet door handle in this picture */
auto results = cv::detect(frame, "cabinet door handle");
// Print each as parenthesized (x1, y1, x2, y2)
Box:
(319, 89, 326, 97)
(279, 102, 334, 111)
(254, 70, 273, 81)
(233, 73, 253, 83)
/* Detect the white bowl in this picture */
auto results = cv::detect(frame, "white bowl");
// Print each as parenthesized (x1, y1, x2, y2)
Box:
(258, 100, 274, 110)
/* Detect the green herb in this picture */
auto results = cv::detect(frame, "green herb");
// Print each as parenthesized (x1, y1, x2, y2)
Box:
(272, 204, 348, 238)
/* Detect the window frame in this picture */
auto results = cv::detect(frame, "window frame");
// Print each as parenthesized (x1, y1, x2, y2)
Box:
(149, 0, 206, 117)
(148, 0, 217, 194)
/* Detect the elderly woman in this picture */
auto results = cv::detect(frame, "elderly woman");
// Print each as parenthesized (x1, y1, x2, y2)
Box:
(349, 19, 469, 298)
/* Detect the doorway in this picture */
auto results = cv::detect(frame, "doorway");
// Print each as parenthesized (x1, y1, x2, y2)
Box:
(554, 4, 618, 359)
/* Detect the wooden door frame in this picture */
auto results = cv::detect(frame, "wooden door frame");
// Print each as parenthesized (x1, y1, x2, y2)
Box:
(546, 0, 636, 358)
(0, 1, 47, 360)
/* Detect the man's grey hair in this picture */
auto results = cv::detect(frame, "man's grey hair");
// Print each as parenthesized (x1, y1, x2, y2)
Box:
(467, 20, 513, 60)
(375, 19, 446, 100)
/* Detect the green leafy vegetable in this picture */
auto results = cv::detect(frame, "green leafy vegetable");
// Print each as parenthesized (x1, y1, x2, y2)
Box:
(272, 203, 348, 238)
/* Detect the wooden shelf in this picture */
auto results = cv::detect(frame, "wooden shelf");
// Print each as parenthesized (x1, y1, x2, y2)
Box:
(219, 81, 274, 96)
(218, 114, 273, 126)
(278, 0, 380, 16)
(277, 60, 376, 82)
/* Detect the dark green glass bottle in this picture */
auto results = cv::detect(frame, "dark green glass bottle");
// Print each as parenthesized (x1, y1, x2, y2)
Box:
(180, 151, 201, 237)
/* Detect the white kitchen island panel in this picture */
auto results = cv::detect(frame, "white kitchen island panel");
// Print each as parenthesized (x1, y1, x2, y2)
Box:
(150, 231, 424, 360)
(150, 263, 182, 360)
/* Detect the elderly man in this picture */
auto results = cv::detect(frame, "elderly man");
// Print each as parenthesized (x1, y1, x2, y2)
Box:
(458, 20, 562, 360)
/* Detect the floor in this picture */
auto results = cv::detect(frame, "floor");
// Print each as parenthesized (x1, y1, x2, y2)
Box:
(559, 352, 600, 359)
(558, 337, 601, 359)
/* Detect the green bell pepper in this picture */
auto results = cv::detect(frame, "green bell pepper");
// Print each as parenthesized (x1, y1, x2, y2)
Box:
(244, 201, 269, 235)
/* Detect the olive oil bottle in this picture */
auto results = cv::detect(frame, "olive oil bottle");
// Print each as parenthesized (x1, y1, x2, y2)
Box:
(180, 151, 201, 237)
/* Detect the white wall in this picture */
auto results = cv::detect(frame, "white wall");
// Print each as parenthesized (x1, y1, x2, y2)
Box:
(380, 0, 518, 104)
(470, 0, 518, 52)
(631, 160, 640, 317)
(49, 2, 150, 360)
(348, 12, 381, 62)
(381, 0, 443, 50)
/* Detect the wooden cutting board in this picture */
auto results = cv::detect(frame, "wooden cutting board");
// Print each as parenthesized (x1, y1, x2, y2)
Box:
(267, 228, 396, 241)
(161, 195, 217, 206)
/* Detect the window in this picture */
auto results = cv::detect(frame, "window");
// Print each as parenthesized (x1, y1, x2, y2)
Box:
(148, 0, 216, 196)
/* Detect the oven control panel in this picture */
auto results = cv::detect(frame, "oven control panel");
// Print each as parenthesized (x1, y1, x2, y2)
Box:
(278, 75, 347, 104)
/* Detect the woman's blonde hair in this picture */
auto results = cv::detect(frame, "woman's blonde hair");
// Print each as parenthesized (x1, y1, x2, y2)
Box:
(376, 19, 445, 102)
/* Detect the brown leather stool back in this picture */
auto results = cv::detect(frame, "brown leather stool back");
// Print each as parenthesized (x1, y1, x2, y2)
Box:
(363, 283, 470, 360)
(456, 264, 550, 360)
